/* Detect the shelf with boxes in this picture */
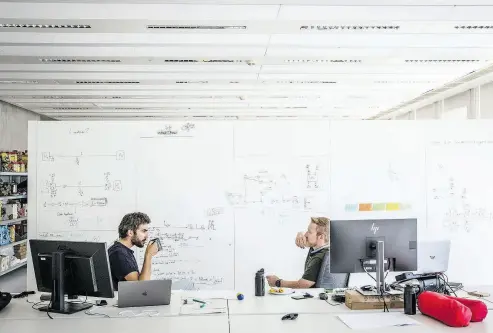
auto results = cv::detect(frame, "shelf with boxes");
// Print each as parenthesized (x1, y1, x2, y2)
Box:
(0, 150, 28, 276)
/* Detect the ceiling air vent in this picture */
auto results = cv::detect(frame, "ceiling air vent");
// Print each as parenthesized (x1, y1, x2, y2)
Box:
(40, 58, 121, 63)
(285, 59, 362, 64)
(175, 81, 209, 84)
(147, 25, 246, 30)
(114, 107, 143, 110)
(0, 80, 38, 84)
(47, 107, 90, 110)
(75, 81, 140, 84)
(300, 25, 399, 31)
(164, 59, 254, 65)
(455, 25, 493, 30)
(405, 59, 480, 63)
(0, 24, 90, 29)
(164, 59, 199, 63)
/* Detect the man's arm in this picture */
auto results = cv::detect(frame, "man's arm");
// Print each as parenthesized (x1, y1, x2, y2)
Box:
(124, 241, 159, 281)
(124, 254, 152, 281)
(266, 256, 322, 289)
(266, 275, 315, 289)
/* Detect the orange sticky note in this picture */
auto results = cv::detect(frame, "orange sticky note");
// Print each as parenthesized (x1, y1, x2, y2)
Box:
(386, 203, 400, 211)
(359, 203, 372, 211)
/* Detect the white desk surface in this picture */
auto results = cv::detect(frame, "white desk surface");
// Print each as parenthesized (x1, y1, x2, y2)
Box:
(228, 289, 355, 315)
(1, 315, 229, 333)
(0, 291, 227, 320)
(229, 313, 493, 333)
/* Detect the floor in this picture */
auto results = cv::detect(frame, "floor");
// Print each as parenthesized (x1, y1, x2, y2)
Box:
(0, 266, 27, 293)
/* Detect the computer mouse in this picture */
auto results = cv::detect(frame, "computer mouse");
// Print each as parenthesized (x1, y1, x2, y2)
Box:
(281, 313, 298, 320)
(361, 285, 373, 291)
(319, 293, 328, 300)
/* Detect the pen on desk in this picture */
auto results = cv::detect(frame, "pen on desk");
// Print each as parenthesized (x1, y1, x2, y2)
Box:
(192, 298, 206, 304)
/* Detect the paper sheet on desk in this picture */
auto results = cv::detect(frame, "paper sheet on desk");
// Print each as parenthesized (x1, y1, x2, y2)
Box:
(180, 304, 227, 315)
(338, 313, 420, 330)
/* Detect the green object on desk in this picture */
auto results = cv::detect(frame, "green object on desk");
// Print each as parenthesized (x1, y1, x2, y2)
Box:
(193, 298, 205, 305)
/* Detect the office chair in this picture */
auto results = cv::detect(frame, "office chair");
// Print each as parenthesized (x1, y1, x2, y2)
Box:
(315, 249, 350, 289)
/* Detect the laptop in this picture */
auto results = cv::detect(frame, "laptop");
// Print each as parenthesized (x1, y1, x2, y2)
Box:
(417, 240, 451, 274)
(117, 280, 172, 308)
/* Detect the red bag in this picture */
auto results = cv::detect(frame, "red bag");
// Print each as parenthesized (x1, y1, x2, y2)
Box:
(418, 291, 471, 327)
(444, 295, 488, 322)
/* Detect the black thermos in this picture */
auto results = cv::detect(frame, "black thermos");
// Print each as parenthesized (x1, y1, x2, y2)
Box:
(404, 285, 416, 315)
(255, 268, 265, 296)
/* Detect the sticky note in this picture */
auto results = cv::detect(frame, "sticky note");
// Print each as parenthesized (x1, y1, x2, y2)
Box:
(359, 203, 372, 211)
(386, 203, 400, 211)
(372, 203, 386, 211)
(345, 204, 358, 212)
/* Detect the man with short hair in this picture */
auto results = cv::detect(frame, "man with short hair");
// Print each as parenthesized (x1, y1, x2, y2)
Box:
(266, 217, 330, 289)
(108, 212, 159, 290)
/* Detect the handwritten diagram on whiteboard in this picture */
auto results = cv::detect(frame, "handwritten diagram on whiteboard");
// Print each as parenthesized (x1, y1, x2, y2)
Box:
(425, 122, 493, 285)
(35, 122, 136, 234)
(135, 122, 235, 290)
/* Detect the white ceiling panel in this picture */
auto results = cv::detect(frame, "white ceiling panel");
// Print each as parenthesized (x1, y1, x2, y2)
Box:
(0, 2, 492, 119)
(0, 33, 270, 45)
(278, 6, 493, 21)
(0, 45, 267, 57)
(0, 3, 280, 20)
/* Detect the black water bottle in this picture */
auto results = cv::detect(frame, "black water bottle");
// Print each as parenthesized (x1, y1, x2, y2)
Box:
(404, 285, 416, 315)
(255, 268, 265, 296)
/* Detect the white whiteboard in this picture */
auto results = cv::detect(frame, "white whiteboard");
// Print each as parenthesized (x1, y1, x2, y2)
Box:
(232, 121, 331, 292)
(425, 122, 493, 285)
(134, 122, 235, 289)
(27, 120, 493, 291)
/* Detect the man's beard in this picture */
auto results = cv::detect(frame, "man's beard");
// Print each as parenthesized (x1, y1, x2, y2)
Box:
(131, 234, 145, 248)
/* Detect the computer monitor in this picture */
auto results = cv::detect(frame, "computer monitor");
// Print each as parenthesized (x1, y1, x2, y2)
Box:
(29, 239, 114, 314)
(330, 218, 417, 294)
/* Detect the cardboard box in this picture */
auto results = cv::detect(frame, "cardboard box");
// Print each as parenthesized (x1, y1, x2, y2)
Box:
(345, 290, 404, 310)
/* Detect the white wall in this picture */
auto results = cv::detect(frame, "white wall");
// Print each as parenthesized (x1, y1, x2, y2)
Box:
(0, 101, 42, 150)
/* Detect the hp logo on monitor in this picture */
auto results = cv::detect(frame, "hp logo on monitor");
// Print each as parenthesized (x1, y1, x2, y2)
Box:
(371, 223, 379, 234)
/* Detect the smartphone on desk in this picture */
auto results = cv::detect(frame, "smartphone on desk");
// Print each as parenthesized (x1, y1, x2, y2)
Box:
(291, 293, 313, 300)
(291, 295, 307, 300)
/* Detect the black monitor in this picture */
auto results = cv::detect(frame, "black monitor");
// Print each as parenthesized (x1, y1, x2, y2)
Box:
(330, 218, 417, 294)
(29, 239, 114, 314)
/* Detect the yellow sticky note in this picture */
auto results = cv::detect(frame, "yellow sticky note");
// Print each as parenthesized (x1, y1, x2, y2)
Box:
(386, 203, 400, 211)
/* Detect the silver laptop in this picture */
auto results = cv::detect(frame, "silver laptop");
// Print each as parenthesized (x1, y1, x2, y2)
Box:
(417, 240, 451, 274)
(118, 280, 172, 308)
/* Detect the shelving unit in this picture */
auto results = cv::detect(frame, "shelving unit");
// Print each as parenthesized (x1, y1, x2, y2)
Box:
(0, 239, 27, 251)
(0, 217, 27, 226)
(0, 170, 28, 276)
(0, 261, 27, 277)
(0, 172, 28, 177)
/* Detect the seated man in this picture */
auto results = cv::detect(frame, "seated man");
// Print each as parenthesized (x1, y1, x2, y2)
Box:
(108, 212, 159, 290)
(266, 217, 330, 289)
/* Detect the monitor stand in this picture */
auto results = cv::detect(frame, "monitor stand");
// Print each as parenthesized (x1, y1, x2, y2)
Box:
(357, 241, 402, 296)
(37, 251, 92, 315)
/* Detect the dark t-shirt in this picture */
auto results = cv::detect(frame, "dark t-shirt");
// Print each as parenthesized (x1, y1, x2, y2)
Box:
(302, 246, 329, 286)
(108, 241, 139, 290)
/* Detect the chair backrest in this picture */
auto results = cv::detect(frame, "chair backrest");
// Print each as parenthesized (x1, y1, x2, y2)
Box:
(316, 249, 350, 289)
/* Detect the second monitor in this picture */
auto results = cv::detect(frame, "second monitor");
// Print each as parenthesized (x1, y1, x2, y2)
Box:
(330, 218, 417, 294)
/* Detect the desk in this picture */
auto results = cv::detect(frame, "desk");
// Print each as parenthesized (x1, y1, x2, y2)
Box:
(228, 290, 352, 315)
(229, 313, 493, 333)
(0, 292, 227, 320)
(1, 315, 229, 333)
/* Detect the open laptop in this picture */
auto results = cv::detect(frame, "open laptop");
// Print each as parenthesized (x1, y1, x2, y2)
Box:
(417, 240, 451, 274)
(118, 280, 172, 308)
